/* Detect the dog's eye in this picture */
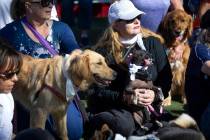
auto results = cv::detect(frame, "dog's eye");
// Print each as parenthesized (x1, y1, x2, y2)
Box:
(170, 19, 175, 24)
(96, 62, 102, 65)
(180, 19, 185, 23)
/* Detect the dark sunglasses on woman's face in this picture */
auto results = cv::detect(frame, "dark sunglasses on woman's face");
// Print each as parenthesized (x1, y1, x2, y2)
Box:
(118, 15, 142, 24)
(0, 69, 19, 80)
(30, 0, 55, 7)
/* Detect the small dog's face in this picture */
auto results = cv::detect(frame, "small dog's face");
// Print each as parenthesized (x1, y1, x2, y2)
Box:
(128, 50, 153, 81)
(131, 50, 153, 66)
(163, 9, 193, 46)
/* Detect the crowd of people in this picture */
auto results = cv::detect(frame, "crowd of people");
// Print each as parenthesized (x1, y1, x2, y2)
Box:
(0, 0, 210, 140)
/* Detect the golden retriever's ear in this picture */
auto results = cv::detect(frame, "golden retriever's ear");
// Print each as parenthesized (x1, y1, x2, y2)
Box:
(80, 54, 91, 79)
(69, 56, 85, 80)
(162, 14, 171, 45)
(187, 14, 193, 37)
(162, 13, 169, 32)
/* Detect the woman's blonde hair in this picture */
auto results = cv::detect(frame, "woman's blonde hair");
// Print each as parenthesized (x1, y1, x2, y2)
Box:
(10, 0, 29, 20)
(94, 25, 164, 64)
(94, 26, 123, 64)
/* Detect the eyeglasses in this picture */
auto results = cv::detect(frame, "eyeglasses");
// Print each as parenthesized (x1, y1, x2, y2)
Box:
(0, 69, 19, 80)
(30, 0, 55, 7)
(118, 15, 142, 24)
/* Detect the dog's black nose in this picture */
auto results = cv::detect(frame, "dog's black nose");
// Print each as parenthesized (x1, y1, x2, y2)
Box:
(112, 71, 117, 79)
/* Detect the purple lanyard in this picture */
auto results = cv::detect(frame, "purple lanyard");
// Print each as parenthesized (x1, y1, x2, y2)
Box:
(22, 17, 58, 56)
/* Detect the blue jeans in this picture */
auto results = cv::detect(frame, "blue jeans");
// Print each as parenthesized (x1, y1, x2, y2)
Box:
(67, 100, 84, 140)
(200, 102, 210, 140)
(61, 0, 92, 30)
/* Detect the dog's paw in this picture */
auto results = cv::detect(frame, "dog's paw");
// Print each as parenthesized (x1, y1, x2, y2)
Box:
(162, 96, 172, 106)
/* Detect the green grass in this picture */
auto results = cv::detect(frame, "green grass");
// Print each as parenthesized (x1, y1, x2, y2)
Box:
(165, 101, 186, 117)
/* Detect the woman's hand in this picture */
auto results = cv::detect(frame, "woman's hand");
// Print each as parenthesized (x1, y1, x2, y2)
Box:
(134, 89, 155, 106)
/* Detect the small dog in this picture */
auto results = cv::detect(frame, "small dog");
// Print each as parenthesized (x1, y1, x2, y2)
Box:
(160, 9, 193, 106)
(124, 49, 163, 103)
(123, 49, 164, 121)
(13, 49, 116, 140)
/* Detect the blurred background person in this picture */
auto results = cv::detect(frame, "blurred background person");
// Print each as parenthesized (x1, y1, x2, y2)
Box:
(185, 9, 210, 140)
(0, 0, 13, 29)
(61, 0, 92, 48)
(131, 0, 184, 32)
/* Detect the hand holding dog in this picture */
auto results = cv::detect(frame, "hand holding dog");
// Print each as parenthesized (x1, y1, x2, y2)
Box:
(123, 88, 155, 107)
(134, 89, 155, 106)
(123, 79, 155, 106)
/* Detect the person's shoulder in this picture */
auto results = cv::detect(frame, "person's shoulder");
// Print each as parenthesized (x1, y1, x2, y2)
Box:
(141, 28, 164, 44)
(144, 36, 160, 41)
(52, 20, 70, 28)
(143, 36, 163, 47)
(1, 20, 21, 29)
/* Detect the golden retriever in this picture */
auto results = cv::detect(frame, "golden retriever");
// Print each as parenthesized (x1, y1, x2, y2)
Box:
(13, 49, 116, 140)
(160, 9, 193, 106)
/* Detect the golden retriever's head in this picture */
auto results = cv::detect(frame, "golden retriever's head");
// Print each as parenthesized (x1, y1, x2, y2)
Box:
(69, 49, 117, 90)
(162, 9, 193, 48)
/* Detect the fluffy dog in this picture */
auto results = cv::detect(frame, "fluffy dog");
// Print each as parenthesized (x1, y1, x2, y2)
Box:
(160, 9, 193, 106)
(13, 49, 116, 140)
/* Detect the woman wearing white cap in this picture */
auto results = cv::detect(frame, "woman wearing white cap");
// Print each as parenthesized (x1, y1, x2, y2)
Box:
(86, 0, 172, 138)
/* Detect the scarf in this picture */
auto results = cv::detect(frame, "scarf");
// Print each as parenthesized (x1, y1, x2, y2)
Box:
(120, 34, 146, 51)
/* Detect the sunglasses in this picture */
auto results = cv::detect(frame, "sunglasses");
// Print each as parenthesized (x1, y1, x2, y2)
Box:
(30, 0, 55, 7)
(118, 15, 142, 24)
(0, 69, 19, 80)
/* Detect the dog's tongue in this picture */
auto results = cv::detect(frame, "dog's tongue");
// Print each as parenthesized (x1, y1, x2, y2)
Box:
(176, 31, 184, 41)
(176, 35, 183, 41)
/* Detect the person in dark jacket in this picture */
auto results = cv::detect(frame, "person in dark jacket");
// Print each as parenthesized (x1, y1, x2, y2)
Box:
(185, 9, 210, 139)
(85, 0, 172, 138)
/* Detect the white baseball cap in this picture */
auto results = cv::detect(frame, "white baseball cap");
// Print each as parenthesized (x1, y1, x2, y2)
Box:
(108, 0, 145, 24)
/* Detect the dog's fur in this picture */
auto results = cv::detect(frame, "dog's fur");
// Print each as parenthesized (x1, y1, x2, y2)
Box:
(13, 49, 116, 140)
(92, 124, 114, 140)
(160, 9, 193, 106)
